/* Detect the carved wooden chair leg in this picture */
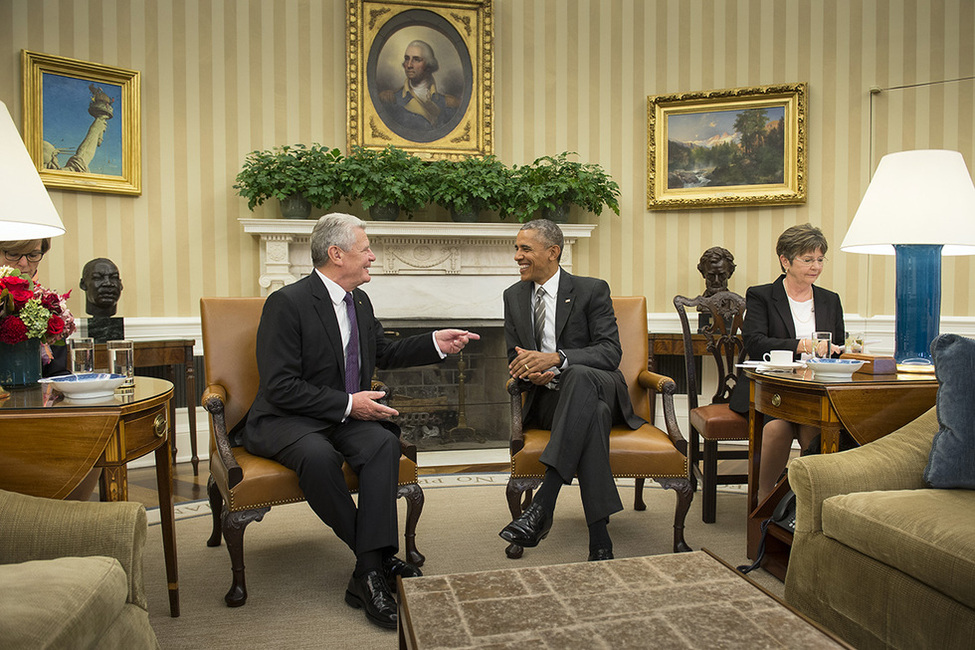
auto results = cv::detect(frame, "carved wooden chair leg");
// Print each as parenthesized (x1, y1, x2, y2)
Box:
(504, 477, 542, 559)
(398, 483, 425, 567)
(206, 476, 223, 547)
(220, 506, 269, 607)
(702, 438, 719, 524)
(634, 477, 647, 511)
(688, 427, 700, 492)
(656, 477, 694, 553)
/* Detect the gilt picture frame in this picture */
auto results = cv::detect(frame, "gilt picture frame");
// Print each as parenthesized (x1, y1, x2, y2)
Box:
(647, 83, 806, 210)
(347, 0, 493, 159)
(22, 50, 141, 196)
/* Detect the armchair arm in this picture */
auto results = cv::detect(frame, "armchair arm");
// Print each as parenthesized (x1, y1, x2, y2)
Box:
(638, 370, 687, 454)
(507, 378, 530, 455)
(203, 385, 243, 490)
(0, 489, 148, 609)
(789, 406, 938, 535)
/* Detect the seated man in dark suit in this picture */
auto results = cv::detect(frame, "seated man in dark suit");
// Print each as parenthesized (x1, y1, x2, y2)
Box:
(499, 219, 644, 561)
(242, 213, 478, 630)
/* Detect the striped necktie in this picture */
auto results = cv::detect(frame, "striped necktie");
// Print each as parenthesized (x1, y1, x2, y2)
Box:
(344, 292, 360, 393)
(533, 286, 546, 352)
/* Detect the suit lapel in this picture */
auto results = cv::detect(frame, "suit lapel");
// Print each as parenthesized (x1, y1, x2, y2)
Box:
(515, 281, 535, 347)
(812, 285, 831, 332)
(309, 274, 346, 374)
(770, 276, 796, 338)
(555, 270, 575, 343)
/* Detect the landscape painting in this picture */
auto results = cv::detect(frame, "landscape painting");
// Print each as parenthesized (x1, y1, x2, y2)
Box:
(667, 106, 785, 189)
(647, 83, 806, 210)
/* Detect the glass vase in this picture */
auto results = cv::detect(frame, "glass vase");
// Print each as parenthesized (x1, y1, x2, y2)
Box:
(0, 338, 42, 387)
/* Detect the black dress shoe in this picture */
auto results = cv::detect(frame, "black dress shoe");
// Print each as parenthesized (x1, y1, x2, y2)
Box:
(383, 555, 422, 593)
(344, 570, 397, 630)
(499, 502, 553, 548)
(588, 547, 614, 561)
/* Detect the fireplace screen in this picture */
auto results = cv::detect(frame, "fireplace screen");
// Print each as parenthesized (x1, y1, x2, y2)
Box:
(375, 326, 509, 451)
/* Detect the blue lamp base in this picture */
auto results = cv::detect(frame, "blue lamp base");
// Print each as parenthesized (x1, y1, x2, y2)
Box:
(894, 244, 943, 366)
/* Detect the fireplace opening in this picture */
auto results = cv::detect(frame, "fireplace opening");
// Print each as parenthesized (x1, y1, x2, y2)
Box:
(375, 326, 510, 452)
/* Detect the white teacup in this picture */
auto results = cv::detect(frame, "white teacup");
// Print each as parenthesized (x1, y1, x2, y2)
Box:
(763, 350, 793, 365)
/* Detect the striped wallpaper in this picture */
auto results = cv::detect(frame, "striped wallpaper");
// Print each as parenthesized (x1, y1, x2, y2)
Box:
(1, 0, 973, 321)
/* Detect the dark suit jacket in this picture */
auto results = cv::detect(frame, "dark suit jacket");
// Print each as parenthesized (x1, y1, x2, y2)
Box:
(729, 274, 845, 413)
(243, 273, 443, 458)
(502, 270, 643, 429)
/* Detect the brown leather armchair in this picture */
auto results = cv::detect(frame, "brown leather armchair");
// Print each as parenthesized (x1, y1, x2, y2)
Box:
(199, 297, 424, 607)
(674, 291, 748, 524)
(504, 296, 692, 559)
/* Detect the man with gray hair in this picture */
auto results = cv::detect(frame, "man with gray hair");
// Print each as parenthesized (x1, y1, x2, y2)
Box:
(379, 39, 459, 131)
(243, 213, 479, 630)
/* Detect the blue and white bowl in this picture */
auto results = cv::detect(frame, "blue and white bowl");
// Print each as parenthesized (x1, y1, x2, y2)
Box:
(804, 358, 865, 379)
(39, 373, 127, 400)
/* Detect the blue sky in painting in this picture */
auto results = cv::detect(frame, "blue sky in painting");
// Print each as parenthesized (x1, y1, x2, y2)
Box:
(42, 73, 123, 176)
(668, 106, 785, 145)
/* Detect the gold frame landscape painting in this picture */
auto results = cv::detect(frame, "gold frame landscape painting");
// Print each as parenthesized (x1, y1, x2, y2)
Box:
(647, 83, 806, 210)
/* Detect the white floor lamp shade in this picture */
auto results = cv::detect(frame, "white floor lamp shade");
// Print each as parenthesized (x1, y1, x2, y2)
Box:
(841, 150, 975, 365)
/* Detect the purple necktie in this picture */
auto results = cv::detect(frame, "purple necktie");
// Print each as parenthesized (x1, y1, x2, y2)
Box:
(344, 292, 360, 393)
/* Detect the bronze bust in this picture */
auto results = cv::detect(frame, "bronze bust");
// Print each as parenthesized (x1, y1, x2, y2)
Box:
(80, 258, 123, 317)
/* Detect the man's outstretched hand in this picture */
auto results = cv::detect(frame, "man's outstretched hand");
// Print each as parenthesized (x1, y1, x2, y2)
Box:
(435, 329, 480, 354)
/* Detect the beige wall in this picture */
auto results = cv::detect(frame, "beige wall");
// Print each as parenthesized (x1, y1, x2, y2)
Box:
(1, 0, 973, 320)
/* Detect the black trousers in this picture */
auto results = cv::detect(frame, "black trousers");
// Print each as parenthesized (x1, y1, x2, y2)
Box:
(527, 365, 627, 524)
(274, 419, 400, 556)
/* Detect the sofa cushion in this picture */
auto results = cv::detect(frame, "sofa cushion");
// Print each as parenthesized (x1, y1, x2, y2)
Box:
(925, 333, 975, 488)
(0, 556, 128, 649)
(822, 488, 975, 610)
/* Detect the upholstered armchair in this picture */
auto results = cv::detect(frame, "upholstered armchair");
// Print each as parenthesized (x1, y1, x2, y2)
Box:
(0, 488, 159, 648)
(199, 297, 425, 607)
(504, 295, 693, 559)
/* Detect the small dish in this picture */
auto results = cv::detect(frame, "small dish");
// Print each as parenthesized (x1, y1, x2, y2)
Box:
(805, 358, 865, 379)
(757, 361, 806, 372)
(39, 373, 127, 400)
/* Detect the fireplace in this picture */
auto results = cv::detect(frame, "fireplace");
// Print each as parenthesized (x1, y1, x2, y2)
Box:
(242, 219, 596, 451)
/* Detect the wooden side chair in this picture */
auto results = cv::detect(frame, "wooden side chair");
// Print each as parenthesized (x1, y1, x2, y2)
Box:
(674, 291, 748, 523)
(199, 297, 424, 607)
(504, 296, 693, 559)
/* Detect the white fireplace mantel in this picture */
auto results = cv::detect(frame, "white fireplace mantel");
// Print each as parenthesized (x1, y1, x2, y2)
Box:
(241, 219, 596, 322)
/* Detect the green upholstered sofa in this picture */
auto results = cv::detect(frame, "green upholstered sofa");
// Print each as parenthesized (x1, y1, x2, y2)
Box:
(0, 489, 160, 649)
(785, 407, 975, 649)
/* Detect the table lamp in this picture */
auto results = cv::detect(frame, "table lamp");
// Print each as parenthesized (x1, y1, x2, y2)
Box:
(0, 99, 66, 399)
(841, 150, 975, 368)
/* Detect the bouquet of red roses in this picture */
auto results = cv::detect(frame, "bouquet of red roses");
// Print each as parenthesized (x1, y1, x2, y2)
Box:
(0, 266, 76, 346)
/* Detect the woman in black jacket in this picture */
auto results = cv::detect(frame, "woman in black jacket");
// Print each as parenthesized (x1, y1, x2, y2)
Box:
(729, 223, 844, 502)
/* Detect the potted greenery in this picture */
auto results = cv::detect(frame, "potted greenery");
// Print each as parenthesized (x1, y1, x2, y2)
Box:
(234, 143, 344, 219)
(339, 145, 431, 220)
(428, 155, 512, 222)
(513, 151, 621, 222)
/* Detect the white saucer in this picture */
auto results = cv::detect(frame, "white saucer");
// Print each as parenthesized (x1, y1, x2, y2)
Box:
(757, 361, 806, 371)
(737, 361, 805, 372)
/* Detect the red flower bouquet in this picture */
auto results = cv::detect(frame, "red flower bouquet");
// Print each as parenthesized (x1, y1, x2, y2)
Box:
(0, 267, 76, 346)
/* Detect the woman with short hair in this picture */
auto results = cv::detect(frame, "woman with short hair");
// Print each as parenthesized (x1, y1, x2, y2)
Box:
(729, 223, 845, 502)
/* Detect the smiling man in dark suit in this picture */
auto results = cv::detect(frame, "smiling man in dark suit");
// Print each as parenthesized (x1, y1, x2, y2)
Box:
(243, 213, 478, 630)
(499, 219, 644, 561)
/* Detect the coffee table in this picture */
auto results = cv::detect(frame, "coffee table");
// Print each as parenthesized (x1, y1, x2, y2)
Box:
(397, 550, 850, 648)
